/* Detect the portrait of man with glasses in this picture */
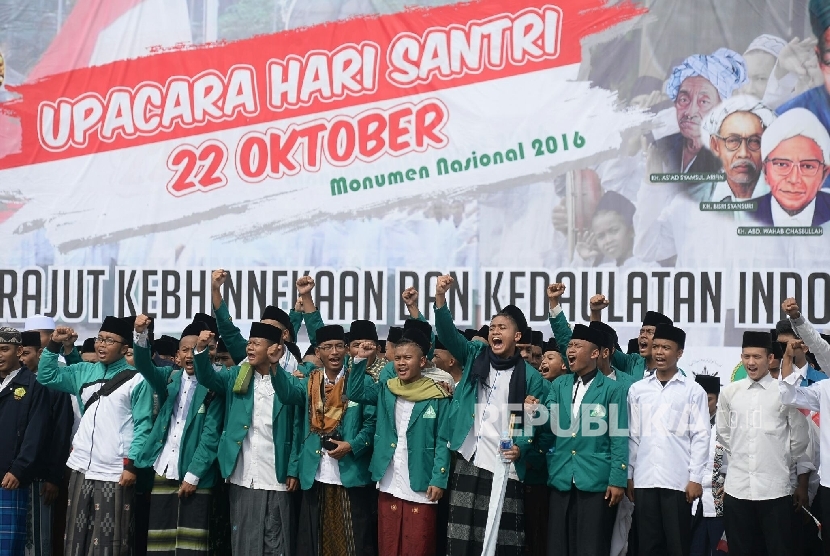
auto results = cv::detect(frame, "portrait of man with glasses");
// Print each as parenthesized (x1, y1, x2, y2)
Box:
(753, 108, 830, 227)
(695, 95, 777, 203)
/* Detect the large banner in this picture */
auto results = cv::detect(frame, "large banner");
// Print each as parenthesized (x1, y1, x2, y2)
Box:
(1, 0, 828, 362)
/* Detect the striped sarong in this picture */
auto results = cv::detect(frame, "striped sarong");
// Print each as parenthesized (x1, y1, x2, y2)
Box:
(65, 470, 133, 556)
(446, 458, 525, 556)
(0, 485, 29, 555)
(296, 482, 376, 556)
(25, 480, 51, 556)
(147, 476, 211, 555)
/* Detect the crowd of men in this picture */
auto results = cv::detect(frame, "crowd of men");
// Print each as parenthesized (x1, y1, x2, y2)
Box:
(0, 267, 828, 556)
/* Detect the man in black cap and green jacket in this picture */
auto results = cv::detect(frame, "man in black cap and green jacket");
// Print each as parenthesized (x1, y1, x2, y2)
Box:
(132, 315, 224, 555)
(432, 274, 546, 556)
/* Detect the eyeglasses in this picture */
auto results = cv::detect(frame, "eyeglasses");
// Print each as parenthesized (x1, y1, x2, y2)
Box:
(94, 336, 123, 346)
(765, 158, 825, 178)
(317, 343, 346, 352)
(713, 134, 762, 152)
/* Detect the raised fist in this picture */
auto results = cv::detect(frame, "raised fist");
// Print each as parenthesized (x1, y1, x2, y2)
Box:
(782, 298, 801, 320)
(356, 341, 376, 359)
(590, 294, 610, 313)
(51, 326, 73, 344)
(784, 338, 805, 358)
(435, 275, 454, 296)
(196, 330, 215, 352)
(211, 269, 227, 290)
(267, 342, 284, 366)
(63, 329, 79, 348)
(134, 314, 152, 333)
(547, 283, 566, 303)
(296, 275, 315, 296)
(401, 287, 419, 307)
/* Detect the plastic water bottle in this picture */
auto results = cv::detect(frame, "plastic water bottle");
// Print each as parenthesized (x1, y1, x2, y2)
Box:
(499, 430, 513, 463)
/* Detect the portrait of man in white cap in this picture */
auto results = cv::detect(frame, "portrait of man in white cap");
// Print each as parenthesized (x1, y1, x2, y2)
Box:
(695, 95, 776, 202)
(754, 107, 830, 226)
(650, 48, 748, 178)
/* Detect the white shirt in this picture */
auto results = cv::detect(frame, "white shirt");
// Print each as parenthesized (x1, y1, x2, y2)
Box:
(708, 177, 770, 203)
(0, 368, 21, 392)
(778, 376, 830, 489)
(229, 372, 286, 491)
(571, 372, 596, 421)
(787, 362, 809, 386)
(458, 365, 518, 480)
(771, 197, 816, 227)
(627, 371, 710, 490)
(378, 398, 434, 504)
(791, 315, 830, 372)
(153, 372, 200, 485)
(315, 367, 346, 486)
(718, 373, 810, 500)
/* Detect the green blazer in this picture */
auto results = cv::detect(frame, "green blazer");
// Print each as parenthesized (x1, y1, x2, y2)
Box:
(215, 300, 324, 364)
(540, 371, 629, 493)
(549, 311, 642, 387)
(523, 378, 554, 485)
(270, 364, 375, 490)
(613, 367, 636, 393)
(133, 345, 223, 489)
(434, 304, 547, 482)
(611, 351, 647, 381)
(193, 350, 299, 484)
(346, 359, 451, 491)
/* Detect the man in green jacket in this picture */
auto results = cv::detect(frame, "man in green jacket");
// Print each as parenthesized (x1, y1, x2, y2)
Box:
(211, 269, 325, 375)
(38, 316, 154, 556)
(347, 331, 451, 556)
(542, 324, 628, 555)
(270, 324, 377, 556)
(587, 292, 673, 380)
(432, 275, 547, 556)
(547, 284, 637, 393)
(522, 335, 565, 556)
(193, 321, 298, 555)
(346, 320, 387, 382)
(132, 315, 224, 555)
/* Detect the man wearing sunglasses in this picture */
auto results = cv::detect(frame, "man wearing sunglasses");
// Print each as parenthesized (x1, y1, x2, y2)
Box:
(753, 107, 830, 227)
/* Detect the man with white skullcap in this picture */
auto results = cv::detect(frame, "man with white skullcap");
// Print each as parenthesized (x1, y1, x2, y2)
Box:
(23, 316, 57, 353)
(740, 34, 788, 99)
(650, 48, 748, 179)
(753, 107, 830, 227)
(694, 95, 776, 202)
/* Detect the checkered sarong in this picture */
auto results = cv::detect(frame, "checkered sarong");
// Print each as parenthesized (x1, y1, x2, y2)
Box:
(25, 480, 51, 556)
(446, 458, 524, 556)
(0, 485, 29, 554)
